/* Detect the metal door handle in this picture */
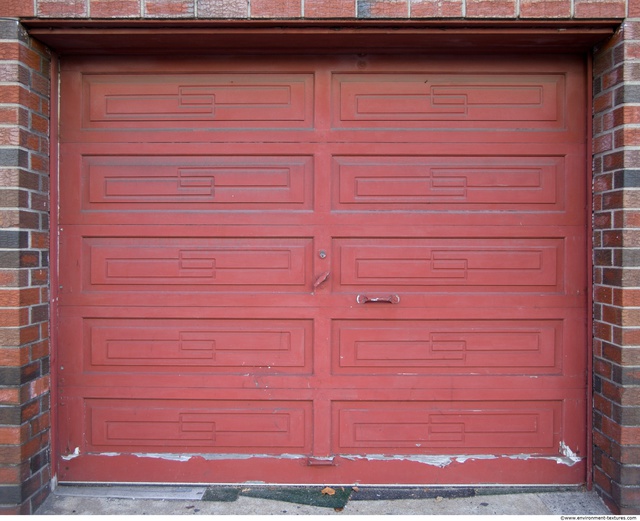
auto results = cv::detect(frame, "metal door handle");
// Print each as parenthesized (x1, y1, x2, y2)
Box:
(356, 294, 400, 304)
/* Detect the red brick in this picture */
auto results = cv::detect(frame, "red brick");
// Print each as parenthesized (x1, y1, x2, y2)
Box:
(615, 210, 640, 228)
(614, 289, 640, 307)
(30, 412, 50, 435)
(630, 0, 640, 17)
(604, 151, 625, 172)
(0, 388, 20, 404)
(90, 0, 141, 17)
(305, 0, 356, 17)
(0, 426, 26, 445)
(0, 288, 40, 307)
(0, 0, 35, 16)
(144, 0, 194, 16)
(618, 328, 640, 345)
(27, 376, 50, 400)
(596, 321, 613, 342)
(595, 133, 613, 154)
(594, 173, 613, 193)
(615, 128, 640, 148)
(0, 466, 23, 484)
(0, 270, 27, 287)
(0, 86, 41, 113)
(31, 114, 49, 137)
(574, 0, 625, 18)
(0, 346, 29, 366)
(197, 0, 248, 17)
(30, 339, 49, 362)
(603, 65, 624, 90)
(0, 325, 40, 347)
(37, 0, 88, 17)
(520, 0, 570, 18)
(595, 356, 613, 377)
(0, 308, 30, 328)
(410, 0, 461, 17)
(594, 430, 613, 454)
(594, 466, 614, 495)
(596, 285, 614, 305)
(604, 344, 640, 366)
(594, 91, 613, 115)
(466, 0, 516, 17)
(250, 0, 301, 17)
(594, 212, 612, 230)
(595, 392, 613, 417)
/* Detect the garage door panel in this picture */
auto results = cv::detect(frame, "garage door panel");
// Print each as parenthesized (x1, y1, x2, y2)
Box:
(83, 399, 312, 453)
(332, 319, 563, 376)
(81, 73, 314, 129)
(334, 238, 562, 292)
(82, 318, 313, 374)
(333, 401, 560, 453)
(83, 155, 313, 210)
(332, 73, 563, 129)
(60, 234, 314, 294)
(333, 155, 564, 210)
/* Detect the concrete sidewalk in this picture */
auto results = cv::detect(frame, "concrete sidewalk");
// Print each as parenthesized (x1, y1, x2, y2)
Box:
(35, 485, 612, 516)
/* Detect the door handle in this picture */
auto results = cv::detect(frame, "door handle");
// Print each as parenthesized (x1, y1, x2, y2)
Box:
(356, 294, 400, 304)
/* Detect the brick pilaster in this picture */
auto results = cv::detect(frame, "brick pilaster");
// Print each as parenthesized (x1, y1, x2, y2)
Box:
(0, 18, 51, 515)
(593, 20, 640, 516)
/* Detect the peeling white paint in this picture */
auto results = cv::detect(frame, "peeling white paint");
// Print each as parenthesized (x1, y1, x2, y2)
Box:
(342, 454, 457, 468)
(129, 453, 308, 462)
(61, 447, 80, 460)
(88, 450, 582, 468)
(558, 442, 582, 465)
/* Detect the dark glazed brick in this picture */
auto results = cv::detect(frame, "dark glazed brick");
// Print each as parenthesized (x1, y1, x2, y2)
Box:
(0, 406, 21, 425)
(615, 85, 640, 106)
(0, 19, 29, 43)
(0, 231, 28, 249)
(614, 170, 640, 189)
(615, 250, 640, 267)
(0, 149, 28, 168)
(0, 251, 20, 268)
(0, 367, 21, 386)
(30, 305, 48, 323)
(0, 485, 21, 505)
(29, 449, 49, 474)
(612, 404, 640, 426)
(612, 365, 640, 386)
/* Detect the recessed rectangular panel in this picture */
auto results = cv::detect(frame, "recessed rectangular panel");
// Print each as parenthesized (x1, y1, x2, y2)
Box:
(83, 155, 312, 211)
(333, 156, 562, 211)
(335, 238, 561, 292)
(334, 401, 559, 453)
(84, 73, 313, 129)
(86, 237, 311, 290)
(333, 73, 562, 129)
(86, 318, 312, 374)
(333, 319, 559, 375)
(87, 399, 311, 452)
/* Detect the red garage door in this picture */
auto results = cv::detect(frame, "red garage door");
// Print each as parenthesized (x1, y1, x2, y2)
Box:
(57, 54, 588, 484)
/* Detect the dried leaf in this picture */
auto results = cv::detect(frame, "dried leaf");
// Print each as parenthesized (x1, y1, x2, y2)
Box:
(321, 486, 336, 496)
(435, 496, 444, 502)
(352, 486, 359, 492)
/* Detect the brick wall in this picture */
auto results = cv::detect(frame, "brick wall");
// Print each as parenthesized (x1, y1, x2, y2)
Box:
(0, 0, 628, 18)
(0, 0, 637, 515)
(593, 18, 640, 515)
(0, 18, 51, 515)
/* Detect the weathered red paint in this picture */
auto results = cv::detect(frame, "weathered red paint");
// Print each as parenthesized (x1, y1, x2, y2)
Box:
(57, 54, 588, 484)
